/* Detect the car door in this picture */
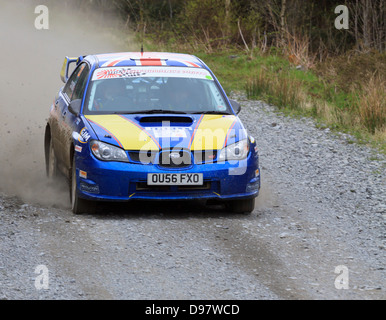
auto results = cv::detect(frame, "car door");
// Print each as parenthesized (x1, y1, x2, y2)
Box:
(57, 62, 90, 175)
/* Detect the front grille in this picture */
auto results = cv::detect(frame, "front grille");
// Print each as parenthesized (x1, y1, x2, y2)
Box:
(129, 149, 218, 165)
(193, 150, 217, 164)
(128, 151, 157, 164)
(158, 149, 192, 168)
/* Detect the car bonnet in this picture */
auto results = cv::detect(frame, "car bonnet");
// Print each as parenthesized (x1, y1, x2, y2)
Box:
(84, 113, 247, 152)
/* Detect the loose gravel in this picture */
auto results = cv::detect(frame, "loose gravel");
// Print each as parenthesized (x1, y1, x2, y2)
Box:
(1, 96, 384, 300)
(0, 1, 384, 301)
(237, 94, 385, 297)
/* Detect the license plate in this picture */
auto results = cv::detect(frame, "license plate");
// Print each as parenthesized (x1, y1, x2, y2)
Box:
(147, 173, 203, 186)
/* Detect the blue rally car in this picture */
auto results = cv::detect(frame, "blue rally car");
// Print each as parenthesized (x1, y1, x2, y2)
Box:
(44, 52, 260, 214)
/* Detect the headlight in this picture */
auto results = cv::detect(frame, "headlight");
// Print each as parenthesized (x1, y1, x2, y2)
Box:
(90, 140, 129, 162)
(218, 139, 249, 161)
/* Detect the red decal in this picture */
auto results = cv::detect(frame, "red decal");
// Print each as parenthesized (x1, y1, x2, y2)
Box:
(140, 59, 162, 66)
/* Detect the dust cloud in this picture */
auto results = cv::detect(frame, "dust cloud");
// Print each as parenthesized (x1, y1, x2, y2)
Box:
(0, 1, 136, 207)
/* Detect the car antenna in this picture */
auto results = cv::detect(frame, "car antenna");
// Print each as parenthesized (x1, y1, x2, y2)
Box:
(140, 23, 144, 57)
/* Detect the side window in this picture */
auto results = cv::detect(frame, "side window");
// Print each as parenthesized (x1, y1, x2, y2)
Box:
(72, 64, 90, 101)
(63, 63, 89, 101)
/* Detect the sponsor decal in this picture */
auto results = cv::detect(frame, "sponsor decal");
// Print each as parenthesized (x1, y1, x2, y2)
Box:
(79, 170, 87, 179)
(75, 145, 82, 153)
(92, 67, 213, 81)
(95, 68, 145, 80)
(78, 127, 91, 144)
(152, 127, 187, 138)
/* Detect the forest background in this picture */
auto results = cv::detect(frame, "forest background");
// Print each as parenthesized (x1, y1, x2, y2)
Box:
(64, 0, 385, 151)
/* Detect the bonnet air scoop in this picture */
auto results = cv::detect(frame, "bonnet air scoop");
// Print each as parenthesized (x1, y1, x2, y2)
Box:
(138, 115, 194, 126)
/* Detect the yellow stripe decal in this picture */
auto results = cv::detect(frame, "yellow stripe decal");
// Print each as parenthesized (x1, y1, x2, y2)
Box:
(190, 115, 236, 151)
(85, 115, 159, 151)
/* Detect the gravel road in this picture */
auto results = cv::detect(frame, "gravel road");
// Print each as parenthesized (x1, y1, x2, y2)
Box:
(0, 1, 385, 300)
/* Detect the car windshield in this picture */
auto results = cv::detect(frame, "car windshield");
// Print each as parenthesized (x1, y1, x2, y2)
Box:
(83, 66, 231, 115)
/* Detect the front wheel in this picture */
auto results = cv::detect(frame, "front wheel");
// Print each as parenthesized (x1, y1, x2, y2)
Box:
(228, 198, 255, 214)
(46, 136, 58, 180)
(70, 155, 94, 215)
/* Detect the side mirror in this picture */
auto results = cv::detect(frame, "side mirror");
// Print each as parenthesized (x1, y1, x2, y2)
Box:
(68, 99, 82, 116)
(230, 99, 241, 114)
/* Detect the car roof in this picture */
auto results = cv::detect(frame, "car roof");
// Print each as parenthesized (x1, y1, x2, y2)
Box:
(86, 52, 206, 69)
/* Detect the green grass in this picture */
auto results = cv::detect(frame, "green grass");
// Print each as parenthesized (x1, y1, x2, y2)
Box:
(195, 50, 385, 154)
(143, 38, 385, 154)
(195, 51, 294, 93)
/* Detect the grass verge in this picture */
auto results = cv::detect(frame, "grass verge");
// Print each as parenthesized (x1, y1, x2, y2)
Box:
(197, 50, 386, 154)
(144, 39, 385, 154)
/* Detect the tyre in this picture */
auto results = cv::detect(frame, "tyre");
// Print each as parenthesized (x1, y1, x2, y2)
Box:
(70, 155, 94, 215)
(229, 198, 255, 214)
(46, 136, 58, 180)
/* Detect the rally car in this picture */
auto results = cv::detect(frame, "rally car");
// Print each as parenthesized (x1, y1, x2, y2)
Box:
(44, 52, 260, 214)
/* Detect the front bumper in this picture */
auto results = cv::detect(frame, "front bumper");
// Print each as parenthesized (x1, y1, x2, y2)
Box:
(75, 151, 260, 202)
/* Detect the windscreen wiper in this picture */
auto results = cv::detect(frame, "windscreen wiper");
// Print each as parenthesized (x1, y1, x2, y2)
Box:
(115, 109, 188, 115)
(191, 111, 232, 115)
